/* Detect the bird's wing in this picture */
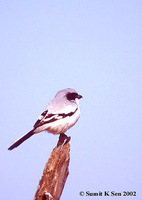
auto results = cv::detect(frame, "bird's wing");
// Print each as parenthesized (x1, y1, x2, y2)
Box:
(33, 108, 78, 129)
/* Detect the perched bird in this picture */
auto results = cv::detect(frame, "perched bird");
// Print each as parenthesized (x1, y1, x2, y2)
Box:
(8, 88, 83, 150)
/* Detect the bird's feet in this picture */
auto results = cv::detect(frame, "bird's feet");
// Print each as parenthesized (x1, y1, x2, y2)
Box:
(56, 133, 71, 149)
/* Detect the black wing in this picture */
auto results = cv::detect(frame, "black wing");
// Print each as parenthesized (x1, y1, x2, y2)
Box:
(34, 108, 78, 129)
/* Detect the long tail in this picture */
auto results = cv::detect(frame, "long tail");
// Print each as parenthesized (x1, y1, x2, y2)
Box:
(8, 130, 35, 151)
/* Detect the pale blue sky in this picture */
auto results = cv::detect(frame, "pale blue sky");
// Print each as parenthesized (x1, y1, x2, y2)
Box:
(1, 1, 142, 199)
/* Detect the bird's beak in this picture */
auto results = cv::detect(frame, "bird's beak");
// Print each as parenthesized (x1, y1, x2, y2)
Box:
(78, 94, 83, 99)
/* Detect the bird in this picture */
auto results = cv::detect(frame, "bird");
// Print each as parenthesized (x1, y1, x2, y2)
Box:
(8, 88, 83, 150)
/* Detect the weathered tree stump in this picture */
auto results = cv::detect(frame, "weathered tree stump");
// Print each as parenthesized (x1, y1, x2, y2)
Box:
(34, 134, 71, 200)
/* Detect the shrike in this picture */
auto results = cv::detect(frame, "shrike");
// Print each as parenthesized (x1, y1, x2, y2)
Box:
(8, 88, 83, 150)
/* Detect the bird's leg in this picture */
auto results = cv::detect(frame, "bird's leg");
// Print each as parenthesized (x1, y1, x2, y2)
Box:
(56, 133, 70, 148)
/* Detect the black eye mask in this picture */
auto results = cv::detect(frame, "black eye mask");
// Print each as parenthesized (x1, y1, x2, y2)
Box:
(66, 92, 82, 101)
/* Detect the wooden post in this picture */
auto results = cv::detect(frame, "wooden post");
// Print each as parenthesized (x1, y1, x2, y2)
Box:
(34, 134, 71, 200)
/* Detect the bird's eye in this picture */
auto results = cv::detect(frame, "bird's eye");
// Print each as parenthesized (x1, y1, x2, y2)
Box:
(66, 92, 78, 101)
